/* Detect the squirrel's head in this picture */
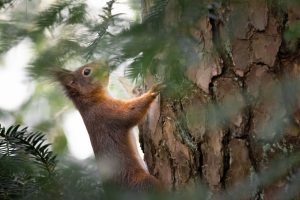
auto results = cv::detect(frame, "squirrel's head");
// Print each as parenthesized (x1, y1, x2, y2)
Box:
(54, 61, 109, 100)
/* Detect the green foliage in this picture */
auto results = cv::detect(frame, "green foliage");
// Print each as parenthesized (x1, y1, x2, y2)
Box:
(35, 1, 71, 29)
(117, 21, 196, 98)
(0, 22, 29, 54)
(28, 160, 104, 200)
(284, 21, 300, 44)
(0, 124, 101, 200)
(34, 0, 87, 29)
(0, 124, 57, 173)
(0, 0, 202, 99)
(0, 0, 120, 77)
(120, 25, 165, 81)
(67, 3, 87, 24)
(84, 0, 118, 61)
(29, 39, 83, 78)
(0, 124, 57, 199)
(0, 0, 16, 10)
(51, 131, 68, 154)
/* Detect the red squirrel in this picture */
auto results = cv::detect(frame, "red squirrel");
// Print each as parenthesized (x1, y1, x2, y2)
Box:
(53, 61, 162, 191)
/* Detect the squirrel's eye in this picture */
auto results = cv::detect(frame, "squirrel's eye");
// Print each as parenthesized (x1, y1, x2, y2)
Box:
(82, 68, 92, 77)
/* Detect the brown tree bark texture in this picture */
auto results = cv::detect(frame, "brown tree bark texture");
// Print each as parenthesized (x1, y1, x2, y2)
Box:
(140, 0, 300, 199)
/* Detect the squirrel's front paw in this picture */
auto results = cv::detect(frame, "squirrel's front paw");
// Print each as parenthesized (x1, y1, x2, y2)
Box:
(149, 83, 166, 97)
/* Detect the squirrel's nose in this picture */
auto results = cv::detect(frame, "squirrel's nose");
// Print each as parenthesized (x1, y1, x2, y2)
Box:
(50, 67, 73, 84)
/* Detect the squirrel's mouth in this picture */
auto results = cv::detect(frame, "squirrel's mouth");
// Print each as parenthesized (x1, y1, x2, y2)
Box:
(51, 67, 75, 88)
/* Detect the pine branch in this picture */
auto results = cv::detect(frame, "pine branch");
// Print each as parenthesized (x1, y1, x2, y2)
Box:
(0, 124, 57, 174)
(35, 0, 71, 30)
(0, 22, 29, 54)
(66, 2, 87, 24)
(28, 39, 83, 78)
(0, 0, 17, 10)
(84, 0, 117, 61)
(125, 58, 146, 81)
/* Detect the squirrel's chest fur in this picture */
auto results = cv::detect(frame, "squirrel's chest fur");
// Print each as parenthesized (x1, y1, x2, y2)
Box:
(54, 63, 162, 191)
(77, 99, 153, 188)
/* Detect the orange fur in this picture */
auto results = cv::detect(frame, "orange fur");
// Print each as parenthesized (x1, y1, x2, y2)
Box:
(54, 62, 162, 191)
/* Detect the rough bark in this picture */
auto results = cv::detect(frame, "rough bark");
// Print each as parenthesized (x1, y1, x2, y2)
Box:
(140, 0, 300, 199)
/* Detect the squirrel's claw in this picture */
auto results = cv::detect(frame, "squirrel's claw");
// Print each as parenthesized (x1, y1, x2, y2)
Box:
(149, 83, 166, 96)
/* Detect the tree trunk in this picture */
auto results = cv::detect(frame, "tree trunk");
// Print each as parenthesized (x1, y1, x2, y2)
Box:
(139, 0, 300, 199)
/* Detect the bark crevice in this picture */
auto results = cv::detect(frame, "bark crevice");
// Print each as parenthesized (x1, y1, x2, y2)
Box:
(220, 129, 231, 189)
(172, 101, 198, 151)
